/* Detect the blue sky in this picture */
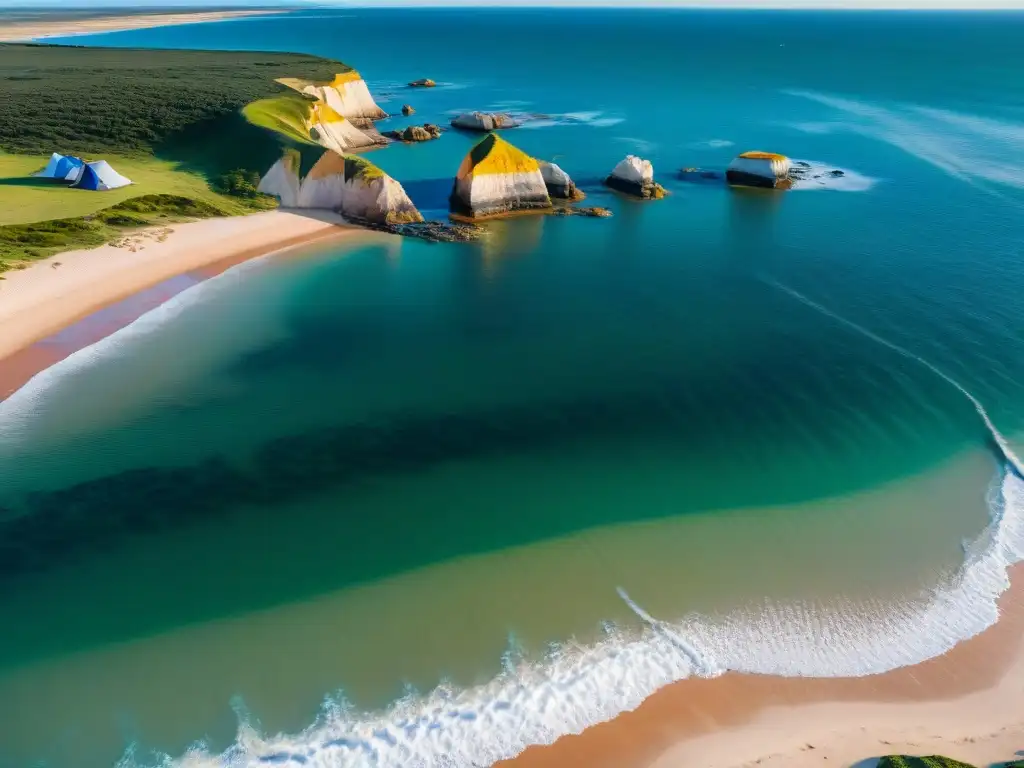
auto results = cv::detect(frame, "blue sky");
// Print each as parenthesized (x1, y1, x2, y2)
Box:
(3, 0, 1024, 8)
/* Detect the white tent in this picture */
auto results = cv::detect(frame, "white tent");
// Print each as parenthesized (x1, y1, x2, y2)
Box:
(72, 160, 132, 191)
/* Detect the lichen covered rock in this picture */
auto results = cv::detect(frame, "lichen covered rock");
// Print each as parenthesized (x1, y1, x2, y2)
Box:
(604, 155, 666, 199)
(450, 133, 551, 219)
(539, 160, 583, 200)
(726, 151, 792, 189)
(257, 149, 301, 207)
(298, 151, 423, 225)
(451, 112, 521, 131)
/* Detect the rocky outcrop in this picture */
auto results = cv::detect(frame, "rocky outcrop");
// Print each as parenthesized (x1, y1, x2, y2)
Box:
(257, 149, 301, 207)
(726, 151, 792, 189)
(539, 161, 583, 200)
(552, 206, 612, 218)
(298, 151, 423, 225)
(451, 112, 521, 131)
(289, 71, 388, 127)
(409, 78, 436, 88)
(307, 101, 386, 153)
(384, 124, 443, 142)
(604, 156, 666, 199)
(450, 132, 551, 220)
(402, 104, 415, 116)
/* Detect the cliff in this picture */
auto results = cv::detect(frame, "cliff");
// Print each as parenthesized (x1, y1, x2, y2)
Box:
(280, 71, 388, 127)
(449, 133, 552, 220)
(256, 149, 301, 207)
(307, 101, 385, 153)
(726, 151, 792, 189)
(604, 155, 666, 199)
(297, 151, 423, 225)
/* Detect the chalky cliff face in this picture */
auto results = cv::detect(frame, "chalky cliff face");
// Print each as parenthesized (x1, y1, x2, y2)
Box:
(449, 133, 552, 219)
(287, 71, 389, 127)
(296, 151, 422, 225)
(256, 150, 301, 207)
(726, 151, 792, 189)
(307, 101, 383, 153)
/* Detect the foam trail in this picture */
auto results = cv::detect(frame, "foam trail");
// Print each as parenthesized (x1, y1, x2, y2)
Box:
(616, 587, 713, 675)
(762, 277, 1024, 478)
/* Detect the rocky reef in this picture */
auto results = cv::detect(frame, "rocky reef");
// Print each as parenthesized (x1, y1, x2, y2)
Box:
(383, 124, 443, 143)
(296, 151, 423, 225)
(552, 205, 612, 218)
(409, 78, 436, 88)
(878, 757, 1017, 768)
(449, 133, 552, 220)
(539, 160, 584, 200)
(726, 151, 792, 189)
(604, 155, 666, 199)
(256, 149, 301, 207)
(451, 112, 521, 131)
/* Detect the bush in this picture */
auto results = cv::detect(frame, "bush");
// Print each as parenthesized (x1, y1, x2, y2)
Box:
(214, 169, 264, 198)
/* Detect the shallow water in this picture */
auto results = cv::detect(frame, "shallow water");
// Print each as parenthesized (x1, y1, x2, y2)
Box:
(2, 8, 1024, 768)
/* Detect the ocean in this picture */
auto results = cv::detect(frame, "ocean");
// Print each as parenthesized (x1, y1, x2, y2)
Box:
(2, 8, 1024, 768)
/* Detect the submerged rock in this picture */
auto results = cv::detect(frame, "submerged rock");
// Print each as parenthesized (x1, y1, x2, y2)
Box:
(552, 206, 612, 218)
(726, 151, 792, 189)
(409, 78, 436, 88)
(385, 124, 443, 143)
(353, 218, 485, 243)
(307, 101, 386, 153)
(449, 132, 552, 220)
(298, 151, 423, 225)
(402, 104, 415, 116)
(539, 161, 584, 200)
(604, 156, 666, 199)
(451, 112, 521, 131)
(257, 149, 301, 207)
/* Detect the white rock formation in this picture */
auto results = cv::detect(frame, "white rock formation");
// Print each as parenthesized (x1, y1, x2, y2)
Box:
(450, 133, 551, 219)
(726, 152, 792, 188)
(257, 150, 301, 207)
(297, 151, 423, 225)
(539, 161, 581, 199)
(307, 102, 384, 153)
(604, 155, 664, 199)
(451, 112, 521, 131)
(296, 71, 387, 127)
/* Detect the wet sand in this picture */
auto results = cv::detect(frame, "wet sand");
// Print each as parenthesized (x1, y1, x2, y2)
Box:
(0, 211, 370, 399)
(0, 9, 284, 42)
(502, 563, 1024, 768)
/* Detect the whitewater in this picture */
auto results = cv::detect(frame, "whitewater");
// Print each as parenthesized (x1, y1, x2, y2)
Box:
(106, 284, 1024, 768)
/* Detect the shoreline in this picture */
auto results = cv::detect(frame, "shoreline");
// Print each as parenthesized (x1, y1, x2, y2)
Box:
(0, 211, 369, 399)
(501, 562, 1024, 768)
(0, 10, 287, 43)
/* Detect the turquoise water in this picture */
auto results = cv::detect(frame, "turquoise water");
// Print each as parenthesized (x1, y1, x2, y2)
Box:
(2, 9, 1024, 768)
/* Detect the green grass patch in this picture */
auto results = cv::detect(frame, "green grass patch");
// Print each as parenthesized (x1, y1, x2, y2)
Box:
(0, 192, 274, 271)
(242, 94, 318, 147)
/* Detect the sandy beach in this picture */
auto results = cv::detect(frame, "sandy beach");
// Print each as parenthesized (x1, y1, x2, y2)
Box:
(0, 10, 284, 43)
(501, 563, 1024, 768)
(0, 210, 363, 395)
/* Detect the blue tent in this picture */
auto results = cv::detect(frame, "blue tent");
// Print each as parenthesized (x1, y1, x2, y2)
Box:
(72, 160, 132, 192)
(34, 152, 84, 180)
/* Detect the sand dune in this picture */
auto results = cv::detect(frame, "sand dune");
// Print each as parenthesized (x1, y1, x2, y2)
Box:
(0, 10, 283, 42)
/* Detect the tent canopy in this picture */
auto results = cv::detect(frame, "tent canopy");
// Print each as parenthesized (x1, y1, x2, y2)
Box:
(34, 153, 84, 180)
(72, 160, 132, 191)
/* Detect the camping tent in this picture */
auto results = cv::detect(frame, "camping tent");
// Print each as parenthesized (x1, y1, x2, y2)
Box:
(72, 160, 132, 191)
(35, 152, 85, 181)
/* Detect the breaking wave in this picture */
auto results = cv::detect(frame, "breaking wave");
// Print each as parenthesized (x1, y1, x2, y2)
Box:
(125, 281, 1024, 766)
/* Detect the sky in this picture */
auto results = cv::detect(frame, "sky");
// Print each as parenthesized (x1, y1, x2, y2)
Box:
(3, 0, 1024, 9)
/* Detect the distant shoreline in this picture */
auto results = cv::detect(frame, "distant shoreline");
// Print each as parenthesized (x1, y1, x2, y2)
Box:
(0, 8, 290, 43)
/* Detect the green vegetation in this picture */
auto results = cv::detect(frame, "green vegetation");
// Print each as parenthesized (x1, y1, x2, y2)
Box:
(0, 193, 275, 271)
(878, 757, 1022, 768)
(344, 155, 385, 182)
(0, 44, 347, 264)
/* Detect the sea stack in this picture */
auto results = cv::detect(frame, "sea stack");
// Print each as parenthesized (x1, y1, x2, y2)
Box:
(604, 156, 666, 199)
(726, 151, 792, 189)
(257, 149, 301, 207)
(539, 161, 583, 200)
(293, 71, 388, 127)
(449, 133, 552, 220)
(308, 101, 385, 153)
(298, 151, 423, 225)
(451, 112, 521, 131)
